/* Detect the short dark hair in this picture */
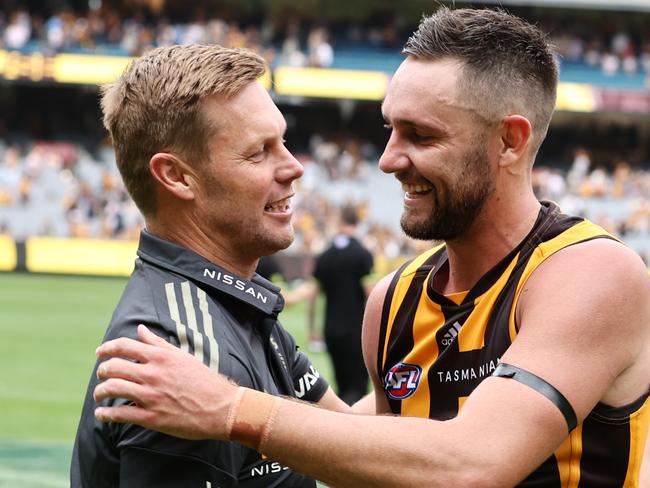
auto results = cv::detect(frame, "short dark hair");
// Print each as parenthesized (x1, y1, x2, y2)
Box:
(404, 7, 558, 156)
(340, 205, 360, 226)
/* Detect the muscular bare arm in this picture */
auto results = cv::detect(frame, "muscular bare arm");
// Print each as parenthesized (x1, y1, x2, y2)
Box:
(315, 387, 354, 413)
(93, 240, 650, 487)
(360, 272, 395, 414)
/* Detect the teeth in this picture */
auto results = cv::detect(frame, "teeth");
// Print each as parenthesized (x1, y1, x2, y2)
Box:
(265, 197, 291, 212)
(402, 183, 433, 194)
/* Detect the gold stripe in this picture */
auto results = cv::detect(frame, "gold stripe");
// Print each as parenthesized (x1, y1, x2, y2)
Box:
(401, 245, 443, 276)
(623, 396, 650, 486)
(510, 220, 613, 340)
(458, 396, 468, 412)
(538, 220, 615, 258)
(164, 282, 189, 353)
(555, 423, 583, 488)
(381, 272, 414, 372)
(382, 247, 441, 371)
(503, 253, 522, 343)
(181, 281, 204, 364)
(445, 290, 468, 305)
(457, 257, 518, 352)
(197, 288, 220, 372)
(402, 285, 441, 418)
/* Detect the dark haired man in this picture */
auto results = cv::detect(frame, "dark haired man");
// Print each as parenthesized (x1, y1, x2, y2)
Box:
(91, 9, 650, 486)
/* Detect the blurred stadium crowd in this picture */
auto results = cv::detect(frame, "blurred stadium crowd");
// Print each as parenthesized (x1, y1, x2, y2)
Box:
(1, 133, 650, 267)
(2, 2, 650, 75)
(0, 0, 649, 271)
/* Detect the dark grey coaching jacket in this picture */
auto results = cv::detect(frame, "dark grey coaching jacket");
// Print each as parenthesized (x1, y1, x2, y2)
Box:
(71, 230, 328, 488)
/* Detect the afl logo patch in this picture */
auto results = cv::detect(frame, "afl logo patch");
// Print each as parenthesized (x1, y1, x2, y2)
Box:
(384, 362, 422, 400)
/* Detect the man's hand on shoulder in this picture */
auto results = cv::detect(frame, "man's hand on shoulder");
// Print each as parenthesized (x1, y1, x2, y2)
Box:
(94, 324, 238, 441)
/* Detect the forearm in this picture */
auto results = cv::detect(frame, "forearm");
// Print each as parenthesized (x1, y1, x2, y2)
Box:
(269, 400, 469, 487)
(229, 380, 571, 488)
(310, 389, 374, 415)
(350, 392, 375, 414)
(316, 387, 354, 413)
(94, 328, 571, 487)
(232, 390, 468, 487)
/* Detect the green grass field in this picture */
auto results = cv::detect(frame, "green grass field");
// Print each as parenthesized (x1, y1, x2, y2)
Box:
(0, 272, 333, 487)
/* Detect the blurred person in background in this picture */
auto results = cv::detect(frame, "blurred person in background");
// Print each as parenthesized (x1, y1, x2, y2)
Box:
(254, 254, 285, 283)
(71, 44, 355, 488)
(91, 8, 650, 487)
(310, 204, 373, 405)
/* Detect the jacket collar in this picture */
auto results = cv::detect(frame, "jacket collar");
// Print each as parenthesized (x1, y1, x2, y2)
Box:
(137, 230, 282, 315)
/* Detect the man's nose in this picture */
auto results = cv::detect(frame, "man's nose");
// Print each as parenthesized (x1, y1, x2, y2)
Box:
(277, 146, 304, 182)
(379, 132, 409, 174)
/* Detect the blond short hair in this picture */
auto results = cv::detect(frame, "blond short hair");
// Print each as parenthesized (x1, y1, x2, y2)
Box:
(102, 44, 266, 216)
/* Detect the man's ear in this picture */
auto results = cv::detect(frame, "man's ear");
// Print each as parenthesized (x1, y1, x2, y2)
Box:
(149, 153, 196, 201)
(497, 115, 532, 169)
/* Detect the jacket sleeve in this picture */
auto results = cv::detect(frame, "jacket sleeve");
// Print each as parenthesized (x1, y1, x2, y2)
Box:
(274, 322, 329, 403)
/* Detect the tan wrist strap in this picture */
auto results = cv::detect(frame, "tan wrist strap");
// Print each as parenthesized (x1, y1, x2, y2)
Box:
(226, 387, 280, 451)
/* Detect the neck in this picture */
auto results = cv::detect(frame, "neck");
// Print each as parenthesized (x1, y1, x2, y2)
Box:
(146, 218, 258, 280)
(439, 193, 541, 294)
(340, 224, 357, 236)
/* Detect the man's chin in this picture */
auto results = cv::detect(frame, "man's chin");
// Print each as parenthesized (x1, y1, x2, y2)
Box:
(400, 215, 437, 241)
(257, 231, 294, 255)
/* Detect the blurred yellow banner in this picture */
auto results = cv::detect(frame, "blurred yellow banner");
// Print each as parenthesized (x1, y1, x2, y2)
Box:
(0, 235, 17, 271)
(0, 49, 616, 111)
(0, 49, 274, 88)
(274, 67, 389, 100)
(26, 237, 137, 276)
(52, 54, 131, 85)
(556, 82, 596, 112)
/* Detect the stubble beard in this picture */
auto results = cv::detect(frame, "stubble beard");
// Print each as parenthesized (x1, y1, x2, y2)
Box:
(217, 214, 295, 260)
(251, 223, 294, 256)
(202, 197, 295, 263)
(400, 146, 495, 241)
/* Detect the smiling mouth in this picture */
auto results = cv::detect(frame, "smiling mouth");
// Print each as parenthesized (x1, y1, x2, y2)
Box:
(402, 182, 433, 196)
(264, 196, 291, 213)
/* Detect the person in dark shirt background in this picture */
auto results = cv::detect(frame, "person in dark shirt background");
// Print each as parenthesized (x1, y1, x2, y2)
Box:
(255, 254, 284, 283)
(312, 205, 374, 405)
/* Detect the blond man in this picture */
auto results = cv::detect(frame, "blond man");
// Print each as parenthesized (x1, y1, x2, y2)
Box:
(70, 45, 351, 488)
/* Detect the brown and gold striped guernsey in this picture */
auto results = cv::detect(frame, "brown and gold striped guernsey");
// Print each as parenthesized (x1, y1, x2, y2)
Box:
(377, 201, 650, 487)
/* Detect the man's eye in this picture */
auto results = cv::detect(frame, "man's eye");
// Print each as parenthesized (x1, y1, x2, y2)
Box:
(249, 148, 266, 162)
(413, 132, 434, 143)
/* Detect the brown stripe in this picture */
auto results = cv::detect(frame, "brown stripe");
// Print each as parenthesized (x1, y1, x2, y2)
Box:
(516, 454, 562, 486)
(578, 413, 630, 486)
(382, 254, 438, 414)
(376, 259, 411, 378)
